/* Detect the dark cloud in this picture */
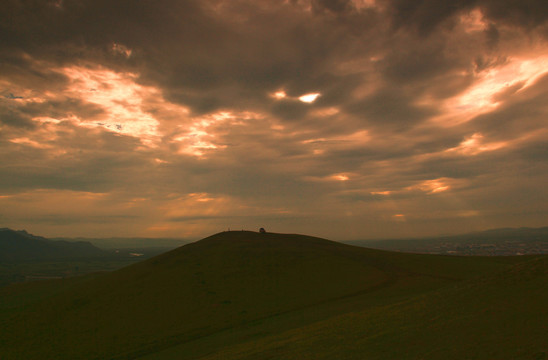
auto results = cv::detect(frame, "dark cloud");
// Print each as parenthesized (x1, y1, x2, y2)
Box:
(21, 98, 105, 120)
(514, 140, 548, 162)
(386, 0, 477, 35)
(15, 214, 141, 226)
(386, 0, 548, 36)
(381, 44, 454, 83)
(336, 189, 417, 203)
(480, 0, 548, 29)
(270, 100, 311, 121)
(1, 0, 379, 117)
(312, 0, 353, 14)
(0, 50, 69, 91)
(484, 23, 500, 48)
(0, 105, 34, 128)
(411, 154, 502, 181)
(0, 0, 547, 238)
(0, 123, 149, 193)
(345, 87, 436, 130)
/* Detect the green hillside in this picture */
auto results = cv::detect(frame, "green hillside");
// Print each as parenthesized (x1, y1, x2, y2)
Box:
(0, 231, 545, 359)
(188, 257, 548, 360)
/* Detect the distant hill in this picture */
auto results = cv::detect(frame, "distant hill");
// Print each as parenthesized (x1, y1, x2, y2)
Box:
(477, 226, 548, 235)
(1, 230, 545, 359)
(0, 228, 106, 262)
(53, 236, 191, 250)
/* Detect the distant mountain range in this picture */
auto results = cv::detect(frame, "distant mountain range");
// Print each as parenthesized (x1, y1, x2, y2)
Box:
(52, 236, 191, 250)
(0, 228, 105, 262)
(467, 226, 548, 237)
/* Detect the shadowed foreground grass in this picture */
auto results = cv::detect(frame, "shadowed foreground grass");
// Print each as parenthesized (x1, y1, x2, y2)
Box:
(1, 231, 546, 359)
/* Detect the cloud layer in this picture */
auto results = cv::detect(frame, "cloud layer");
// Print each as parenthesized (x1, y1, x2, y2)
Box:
(1, 0, 547, 239)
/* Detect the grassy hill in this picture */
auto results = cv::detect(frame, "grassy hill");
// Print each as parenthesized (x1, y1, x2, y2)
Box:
(0, 231, 545, 359)
(186, 257, 548, 360)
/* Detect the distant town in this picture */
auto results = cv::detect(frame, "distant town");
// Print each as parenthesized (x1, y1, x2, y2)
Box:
(394, 238, 548, 256)
(347, 227, 548, 256)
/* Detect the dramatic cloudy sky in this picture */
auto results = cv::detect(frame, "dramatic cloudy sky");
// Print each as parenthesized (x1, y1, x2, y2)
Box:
(1, 0, 548, 239)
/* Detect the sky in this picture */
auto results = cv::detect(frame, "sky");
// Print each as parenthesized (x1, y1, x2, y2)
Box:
(1, 0, 548, 240)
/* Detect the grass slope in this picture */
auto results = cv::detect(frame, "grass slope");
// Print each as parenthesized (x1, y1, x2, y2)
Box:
(0, 231, 542, 359)
(198, 257, 548, 360)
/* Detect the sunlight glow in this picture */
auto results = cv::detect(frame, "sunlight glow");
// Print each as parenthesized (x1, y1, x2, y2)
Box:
(303, 173, 352, 183)
(272, 90, 287, 99)
(10, 137, 50, 149)
(446, 133, 507, 156)
(371, 191, 391, 196)
(161, 192, 239, 222)
(173, 111, 260, 157)
(354, 0, 378, 9)
(432, 54, 548, 126)
(409, 178, 452, 194)
(302, 138, 327, 144)
(60, 66, 163, 143)
(333, 174, 349, 181)
(173, 115, 223, 157)
(188, 193, 215, 202)
(299, 93, 321, 103)
(32, 117, 62, 124)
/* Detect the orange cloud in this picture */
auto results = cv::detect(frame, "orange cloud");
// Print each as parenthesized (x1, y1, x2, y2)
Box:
(430, 52, 548, 127)
(407, 178, 452, 194)
(445, 133, 507, 156)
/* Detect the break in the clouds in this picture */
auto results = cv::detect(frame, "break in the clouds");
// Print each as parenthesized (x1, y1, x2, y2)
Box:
(1, 0, 547, 239)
